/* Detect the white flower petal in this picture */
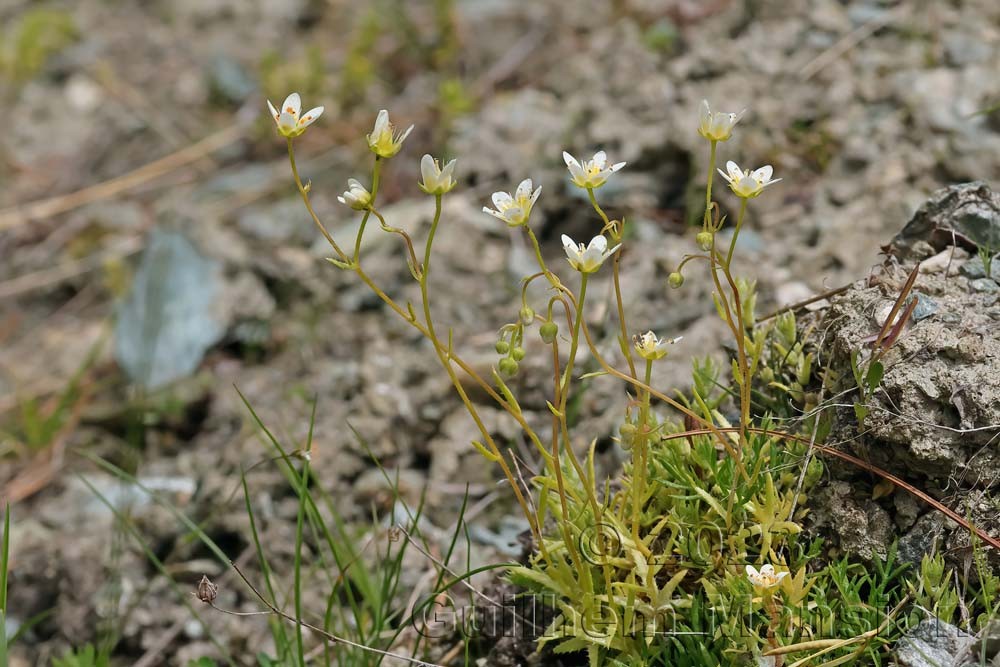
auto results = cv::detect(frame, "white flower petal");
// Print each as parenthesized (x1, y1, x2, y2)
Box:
(281, 92, 301, 118)
(267, 99, 279, 120)
(588, 235, 608, 252)
(562, 151, 580, 168)
(373, 109, 389, 135)
(753, 165, 773, 182)
(515, 179, 532, 201)
(530, 186, 542, 206)
(610, 161, 626, 173)
(298, 106, 324, 127)
(592, 150, 607, 167)
(492, 191, 513, 209)
(398, 124, 414, 143)
(421, 154, 437, 185)
(278, 111, 297, 132)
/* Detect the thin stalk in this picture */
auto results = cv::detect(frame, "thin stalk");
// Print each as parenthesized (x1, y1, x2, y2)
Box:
(293, 460, 309, 667)
(586, 187, 637, 379)
(419, 195, 540, 541)
(631, 359, 654, 551)
(725, 198, 748, 269)
(353, 157, 383, 263)
(704, 140, 717, 228)
(286, 138, 347, 262)
(525, 227, 562, 289)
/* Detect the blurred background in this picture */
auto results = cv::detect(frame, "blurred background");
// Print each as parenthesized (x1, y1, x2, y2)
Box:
(1, 0, 999, 664)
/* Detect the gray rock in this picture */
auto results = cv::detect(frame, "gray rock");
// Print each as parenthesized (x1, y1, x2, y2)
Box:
(115, 229, 224, 389)
(895, 618, 973, 667)
(207, 55, 256, 105)
(889, 183, 1000, 262)
(970, 278, 1000, 293)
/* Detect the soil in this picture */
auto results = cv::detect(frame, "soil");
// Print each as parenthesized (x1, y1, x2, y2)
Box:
(2, 0, 1000, 665)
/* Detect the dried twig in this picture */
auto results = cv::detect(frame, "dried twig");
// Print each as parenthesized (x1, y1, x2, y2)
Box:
(0, 124, 245, 231)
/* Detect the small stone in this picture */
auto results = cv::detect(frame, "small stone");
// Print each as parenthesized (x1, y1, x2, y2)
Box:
(894, 619, 973, 667)
(207, 55, 256, 105)
(970, 278, 999, 293)
(910, 293, 938, 321)
(918, 246, 967, 275)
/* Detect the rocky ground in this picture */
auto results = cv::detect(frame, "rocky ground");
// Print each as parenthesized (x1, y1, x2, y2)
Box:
(2, 0, 1000, 664)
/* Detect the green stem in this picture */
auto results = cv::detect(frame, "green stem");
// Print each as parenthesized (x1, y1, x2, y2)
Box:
(286, 138, 347, 261)
(725, 198, 748, 269)
(587, 188, 611, 229)
(631, 358, 653, 547)
(293, 460, 309, 667)
(525, 227, 561, 289)
(353, 156, 383, 264)
(560, 274, 589, 395)
(704, 140, 717, 228)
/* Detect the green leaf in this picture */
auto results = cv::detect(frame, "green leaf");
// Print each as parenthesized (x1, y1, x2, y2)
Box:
(865, 360, 884, 392)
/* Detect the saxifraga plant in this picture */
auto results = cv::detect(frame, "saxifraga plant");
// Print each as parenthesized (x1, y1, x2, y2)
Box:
(253, 93, 1000, 666)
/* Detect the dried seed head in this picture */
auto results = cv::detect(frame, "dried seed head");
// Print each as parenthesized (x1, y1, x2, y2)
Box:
(197, 574, 219, 604)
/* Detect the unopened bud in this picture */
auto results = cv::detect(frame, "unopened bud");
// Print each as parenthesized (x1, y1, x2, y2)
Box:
(197, 575, 218, 604)
(668, 272, 684, 289)
(495, 340, 510, 355)
(539, 321, 558, 344)
(511, 347, 526, 361)
(696, 231, 713, 251)
(519, 306, 535, 325)
(498, 358, 519, 377)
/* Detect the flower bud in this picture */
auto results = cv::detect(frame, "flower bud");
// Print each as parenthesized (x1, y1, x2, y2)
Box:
(668, 272, 684, 289)
(495, 340, 510, 355)
(197, 575, 218, 604)
(539, 321, 558, 344)
(696, 231, 713, 251)
(511, 347, 526, 361)
(519, 306, 535, 325)
(498, 358, 519, 377)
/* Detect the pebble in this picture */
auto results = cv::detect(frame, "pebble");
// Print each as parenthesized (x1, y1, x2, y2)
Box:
(970, 278, 999, 293)
(910, 293, 938, 321)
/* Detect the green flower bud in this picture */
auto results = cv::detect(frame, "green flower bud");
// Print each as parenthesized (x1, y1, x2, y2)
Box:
(498, 358, 519, 377)
(696, 231, 713, 251)
(519, 306, 535, 325)
(618, 423, 637, 437)
(511, 347, 526, 361)
(495, 340, 510, 355)
(539, 321, 558, 344)
(668, 272, 684, 289)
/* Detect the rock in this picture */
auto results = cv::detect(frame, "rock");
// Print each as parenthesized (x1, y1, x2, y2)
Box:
(206, 54, 256, 105)
(894, 618, 973, 667)
(889, 182, 1000, 262)
(115, 229, 225, 389)
(809, 481, 894, 559)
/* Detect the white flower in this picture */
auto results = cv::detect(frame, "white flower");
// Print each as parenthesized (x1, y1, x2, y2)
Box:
(418, 154, 457, 195)
(267, 93, 324, 138)
(337, 178, 372, 210)
(717, 161, 781, 199)
(697, 100, 745, 142)
(482, 179, 542, 227)
(745, 564, 788, 589)
(367, 109, 413, 158)
(633, 331, 682, 361)
(562, 150, 626, 190)
(561, 234, 620, 274)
